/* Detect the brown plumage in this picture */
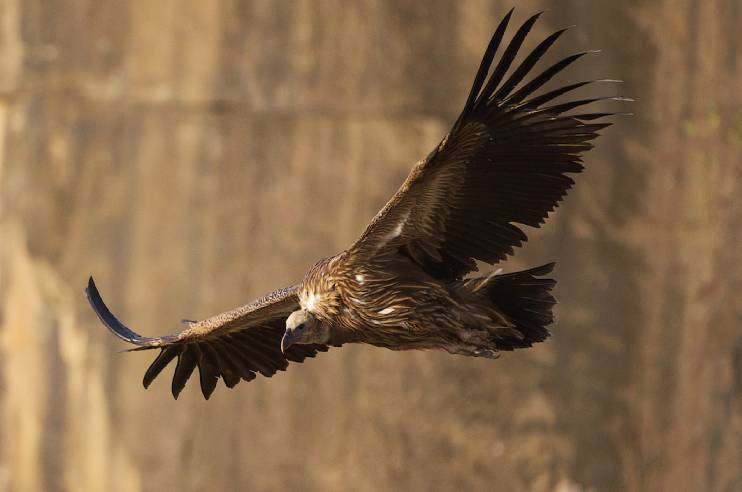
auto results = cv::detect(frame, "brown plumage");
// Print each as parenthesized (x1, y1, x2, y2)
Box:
(87, 9, 627, 399)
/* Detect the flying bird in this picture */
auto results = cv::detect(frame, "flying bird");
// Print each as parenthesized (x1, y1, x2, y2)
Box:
(87, 9, 626, 399)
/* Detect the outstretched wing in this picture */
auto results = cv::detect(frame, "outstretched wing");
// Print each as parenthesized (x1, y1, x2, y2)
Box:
(350, 10, 627, 279)
(86, 278, 328, 399)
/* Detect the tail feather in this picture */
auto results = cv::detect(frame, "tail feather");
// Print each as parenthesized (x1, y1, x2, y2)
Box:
(469, 263, 557, 350)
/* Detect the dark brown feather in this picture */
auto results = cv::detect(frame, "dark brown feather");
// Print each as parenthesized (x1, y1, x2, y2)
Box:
(143, 348, 179, 389)
(171, 347, 198, 399)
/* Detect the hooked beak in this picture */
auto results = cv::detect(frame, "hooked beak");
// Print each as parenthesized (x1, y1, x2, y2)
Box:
(280, 329, 296, 353)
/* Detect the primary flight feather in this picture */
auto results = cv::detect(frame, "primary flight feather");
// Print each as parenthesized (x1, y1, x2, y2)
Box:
(87, 9, 626, 399)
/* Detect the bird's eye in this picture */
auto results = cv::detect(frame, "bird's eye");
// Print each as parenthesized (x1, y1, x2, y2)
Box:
(297, 323, 305, 331)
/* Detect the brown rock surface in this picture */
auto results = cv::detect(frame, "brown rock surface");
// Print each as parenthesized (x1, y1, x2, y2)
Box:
(1, 1, 740, 491)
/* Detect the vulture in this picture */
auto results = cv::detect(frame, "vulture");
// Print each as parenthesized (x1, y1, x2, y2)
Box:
(87, 9, 627, 399)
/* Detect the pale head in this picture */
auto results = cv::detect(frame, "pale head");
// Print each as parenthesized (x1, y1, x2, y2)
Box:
(281, 309, 330, 352)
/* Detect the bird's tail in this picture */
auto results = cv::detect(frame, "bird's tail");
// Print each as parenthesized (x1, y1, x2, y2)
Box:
(466, 263, 557, 350)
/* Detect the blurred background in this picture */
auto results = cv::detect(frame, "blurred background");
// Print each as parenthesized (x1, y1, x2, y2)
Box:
(1, 0, 741, 491)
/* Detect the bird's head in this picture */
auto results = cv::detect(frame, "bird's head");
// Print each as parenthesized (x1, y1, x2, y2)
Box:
(281, 309, 329, 352)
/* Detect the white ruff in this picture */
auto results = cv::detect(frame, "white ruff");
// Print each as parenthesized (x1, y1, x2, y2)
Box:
(303, 292, 321, 311)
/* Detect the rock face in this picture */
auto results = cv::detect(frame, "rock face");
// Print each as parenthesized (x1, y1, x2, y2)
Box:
(1, 1, 741, 491)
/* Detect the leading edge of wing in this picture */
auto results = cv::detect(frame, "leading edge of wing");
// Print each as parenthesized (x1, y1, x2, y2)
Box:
(85, 276, 173, 349)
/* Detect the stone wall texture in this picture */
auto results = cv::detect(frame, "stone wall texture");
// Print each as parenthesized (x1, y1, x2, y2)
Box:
(1, 1, 741, 491)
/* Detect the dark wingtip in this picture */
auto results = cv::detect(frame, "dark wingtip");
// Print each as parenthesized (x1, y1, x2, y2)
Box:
(172, 376, 183, 399)
(530, 10, 546, 22)
(171, 350, 197, 399)
(539, 262, 557, 274)
(501, 8, 515, 30)
(85, 276, 151, 346)
(514, 262, 556, 277)
(456, 6, 517, 128)
(142, 347, 179, 389)
(201, 381, 216, 400)
(197, 356, 219, 400)
(85, 276, 98, 306)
